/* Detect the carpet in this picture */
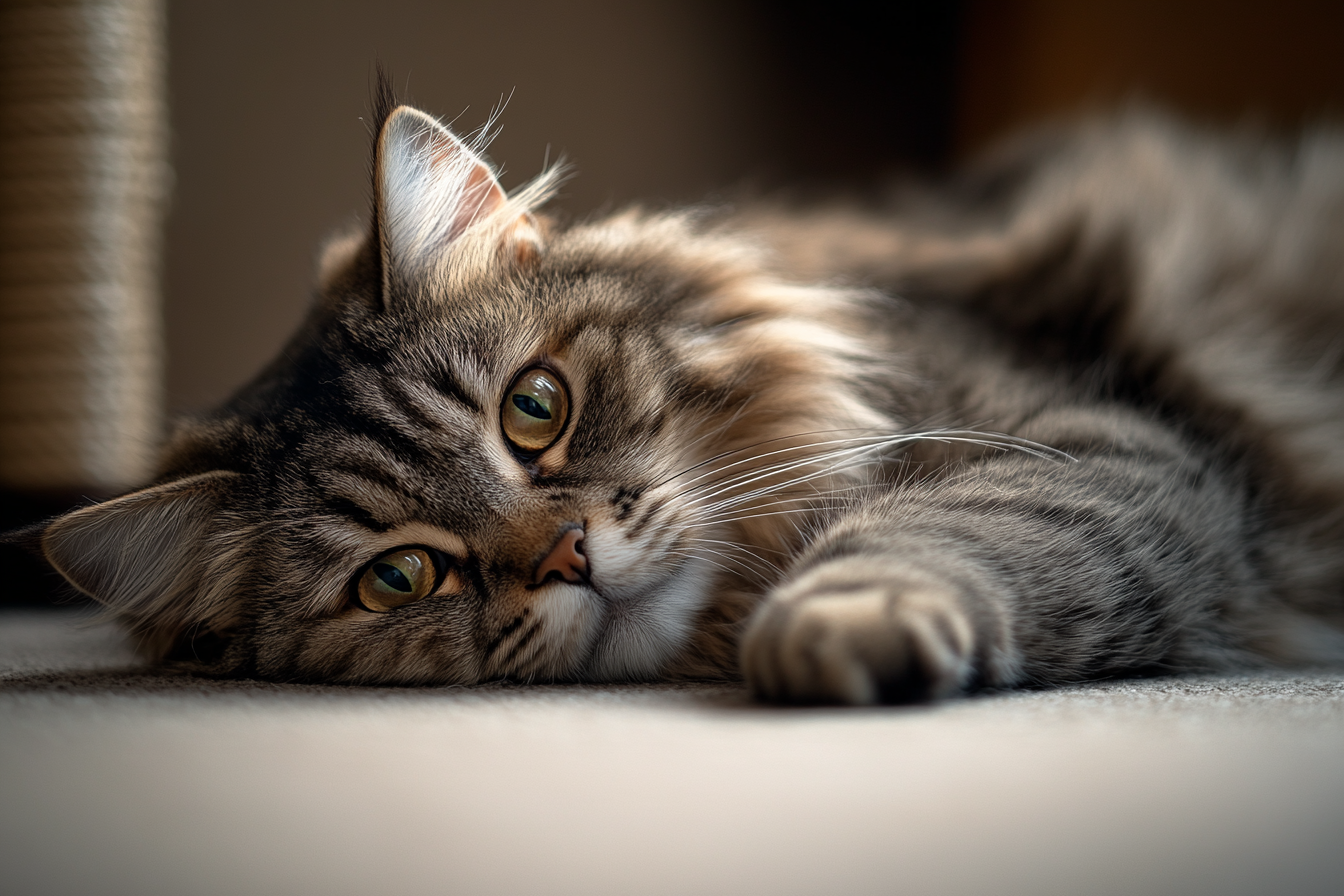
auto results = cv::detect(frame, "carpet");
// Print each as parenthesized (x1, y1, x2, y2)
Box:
(2, 609, 1343, 895)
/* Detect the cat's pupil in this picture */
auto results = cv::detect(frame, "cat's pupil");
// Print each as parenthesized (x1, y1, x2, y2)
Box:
(373, 562, 413, 593)
(513, 393, 551, 420)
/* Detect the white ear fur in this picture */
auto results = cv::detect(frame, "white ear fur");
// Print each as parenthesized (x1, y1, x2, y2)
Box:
(42, 471, 245, 642)
(376, 105, 540, 284)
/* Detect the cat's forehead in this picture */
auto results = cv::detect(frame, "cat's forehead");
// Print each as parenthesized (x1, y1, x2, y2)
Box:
(215, 291, 650, 512)
(232, 376, 506, 537)
(176, 219, 734, 536)
(379, 270, 680, 394)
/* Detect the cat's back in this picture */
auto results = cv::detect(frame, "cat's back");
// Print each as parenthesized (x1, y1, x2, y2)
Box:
(740, 112, 1344, 497)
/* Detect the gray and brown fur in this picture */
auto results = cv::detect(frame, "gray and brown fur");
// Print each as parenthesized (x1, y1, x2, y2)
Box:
(36, 98, 1344, 703)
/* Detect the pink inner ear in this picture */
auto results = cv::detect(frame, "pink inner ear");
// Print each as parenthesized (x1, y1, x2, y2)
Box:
(450, 154, 508, 241)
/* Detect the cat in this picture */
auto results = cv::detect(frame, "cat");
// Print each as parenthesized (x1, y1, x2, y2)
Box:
(30, 85, 1344, 703)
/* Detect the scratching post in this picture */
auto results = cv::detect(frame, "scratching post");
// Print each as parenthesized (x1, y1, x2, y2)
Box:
(0, 0, 168, 494)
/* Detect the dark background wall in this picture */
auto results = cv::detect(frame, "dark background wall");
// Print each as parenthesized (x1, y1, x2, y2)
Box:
(957, 0, 1344, 154)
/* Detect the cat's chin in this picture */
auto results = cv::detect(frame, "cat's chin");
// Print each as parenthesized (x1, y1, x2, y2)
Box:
(580, 556, 717, 681)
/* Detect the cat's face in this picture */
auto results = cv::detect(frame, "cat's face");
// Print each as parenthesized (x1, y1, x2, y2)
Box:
(171, 233, 742, 684)
(39, 105, 887, 683)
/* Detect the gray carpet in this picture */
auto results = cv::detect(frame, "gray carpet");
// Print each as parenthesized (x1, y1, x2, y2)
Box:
(3, 609, 1343, 896)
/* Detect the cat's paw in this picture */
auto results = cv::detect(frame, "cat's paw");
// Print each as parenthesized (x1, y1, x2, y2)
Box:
(741, 560, 976, 704)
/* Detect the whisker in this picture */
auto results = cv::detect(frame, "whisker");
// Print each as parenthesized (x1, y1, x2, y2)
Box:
(637, 475, 857, 552)
(690, 505, 854, 527)
(671, 432, 933, 501)
(693, 496, 857, 527)
(651, 428, 896, 492)
(664, 549, 761, 582)
(687, 481, 866, 521)
(686, 535, 789, 557)
(679, 430, 1071, 509)
(661, 431, 897, 495)
(679, 439, 894, 508)
(680, 539, 782, 578)
(663, 542, 774, 585)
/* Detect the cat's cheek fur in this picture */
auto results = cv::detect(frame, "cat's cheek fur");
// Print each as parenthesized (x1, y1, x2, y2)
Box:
(256, 599, 481, 685)
(584, 555, 718, 680)
(480, 585, 606, 681)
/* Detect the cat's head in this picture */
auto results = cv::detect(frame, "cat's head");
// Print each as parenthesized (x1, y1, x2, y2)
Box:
(39, 103, 888, 683)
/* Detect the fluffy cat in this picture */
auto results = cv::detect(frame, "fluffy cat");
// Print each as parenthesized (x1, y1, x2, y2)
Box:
(33, 90, 1344, 703)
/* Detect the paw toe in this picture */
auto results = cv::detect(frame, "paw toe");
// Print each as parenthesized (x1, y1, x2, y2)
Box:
(742, 577, 975, 705)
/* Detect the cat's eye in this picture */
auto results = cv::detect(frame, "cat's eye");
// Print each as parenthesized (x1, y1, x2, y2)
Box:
(353, 547, 444, 612)
(501, 367, 569, 454)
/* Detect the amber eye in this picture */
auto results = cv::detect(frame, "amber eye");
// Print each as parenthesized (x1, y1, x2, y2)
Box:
(501, 367, 569, 454)
(354, 547, 440, 612)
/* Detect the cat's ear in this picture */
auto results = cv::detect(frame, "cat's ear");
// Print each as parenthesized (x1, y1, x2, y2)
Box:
(41, 471, 247, 656)
(375, 105, 542, 289)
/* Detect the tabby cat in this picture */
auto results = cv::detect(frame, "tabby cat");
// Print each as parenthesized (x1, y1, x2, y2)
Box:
(34, 91, 1344, 703)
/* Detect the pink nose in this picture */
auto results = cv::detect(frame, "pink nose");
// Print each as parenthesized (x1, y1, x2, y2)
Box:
(533, 527, 588, 586)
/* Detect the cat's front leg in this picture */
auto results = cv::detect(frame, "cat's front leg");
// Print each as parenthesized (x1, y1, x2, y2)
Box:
(741, 542, 1015, 704)
(740, 415, 1265, 704)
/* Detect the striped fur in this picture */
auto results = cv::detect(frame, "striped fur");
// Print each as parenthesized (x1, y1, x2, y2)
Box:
(39, 104, 1344, 702)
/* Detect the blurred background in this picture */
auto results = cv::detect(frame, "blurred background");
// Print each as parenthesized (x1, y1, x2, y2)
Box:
(3, 0, 1344, 601)
(162, 0, 1344, 415)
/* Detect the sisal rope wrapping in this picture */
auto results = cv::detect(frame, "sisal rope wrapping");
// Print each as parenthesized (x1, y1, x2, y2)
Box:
(0, 0, 168, 492)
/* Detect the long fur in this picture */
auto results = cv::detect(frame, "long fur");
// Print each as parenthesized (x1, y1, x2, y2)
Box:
(37, 104, 1344, 702)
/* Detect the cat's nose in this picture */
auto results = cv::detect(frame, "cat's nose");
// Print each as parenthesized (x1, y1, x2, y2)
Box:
(533, 526, 588, 586)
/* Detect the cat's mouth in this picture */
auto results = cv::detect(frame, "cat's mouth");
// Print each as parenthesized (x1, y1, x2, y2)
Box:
(519, 520, 710, 678)
(532, 548, 685, 612)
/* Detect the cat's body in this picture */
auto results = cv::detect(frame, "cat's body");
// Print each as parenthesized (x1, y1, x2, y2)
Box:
(35, 99, 1344, 702)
